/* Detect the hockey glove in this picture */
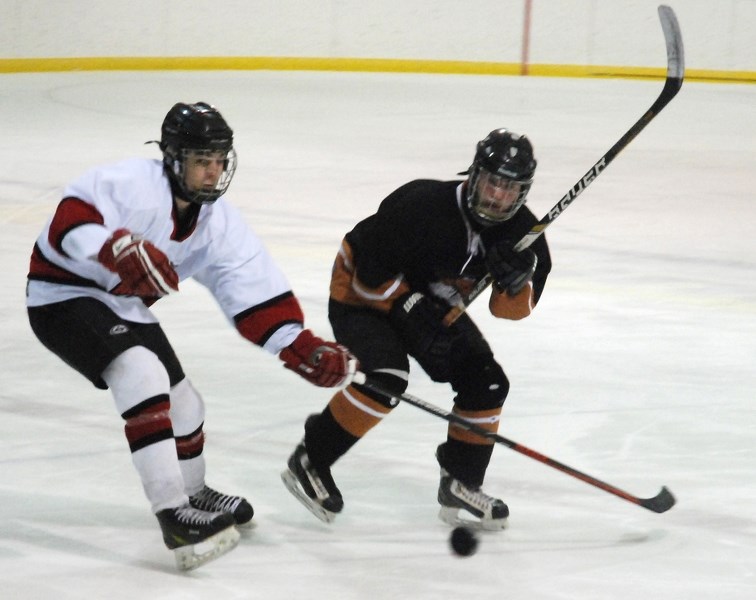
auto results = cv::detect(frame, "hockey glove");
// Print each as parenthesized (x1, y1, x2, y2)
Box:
(98, 228, 179, 298)
(279, 329, 356, 387)
(486, 241, 537, 296)
(388, 291, 455, 360)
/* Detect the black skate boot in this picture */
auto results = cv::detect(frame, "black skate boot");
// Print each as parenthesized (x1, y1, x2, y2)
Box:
(189, 485, 254, 527)
(155, 503, 240, 570)
(281, 443, 343, 523)
(438, 468, 509, 531)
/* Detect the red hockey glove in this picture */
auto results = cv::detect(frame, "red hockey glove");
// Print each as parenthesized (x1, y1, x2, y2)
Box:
(279, 329, 356, 387)
(98, 228, 179, 298)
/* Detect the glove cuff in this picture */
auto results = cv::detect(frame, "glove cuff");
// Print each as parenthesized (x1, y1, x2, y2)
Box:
(389, 291, 424, 320)
(283, 329, 320, 364)
(97, 228, 134, 272)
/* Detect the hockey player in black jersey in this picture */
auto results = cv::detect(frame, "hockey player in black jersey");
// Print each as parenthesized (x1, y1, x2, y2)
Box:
(282, 128, 552, 529)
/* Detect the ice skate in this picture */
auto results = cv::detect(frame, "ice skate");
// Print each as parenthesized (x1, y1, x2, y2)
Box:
(189, 485, 254, 528)
(281, 443, 343, 523)
(437, 468, 509, 531)
(156, 503, 240, 570)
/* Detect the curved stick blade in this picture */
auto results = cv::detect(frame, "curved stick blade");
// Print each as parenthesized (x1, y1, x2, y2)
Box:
(640, 486, 676, 513)
(658, 5, 685, 83)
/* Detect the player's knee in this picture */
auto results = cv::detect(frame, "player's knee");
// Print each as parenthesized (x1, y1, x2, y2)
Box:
(169, 378, 205, 437)
(102, 345, 170, 415)
(451, 356, 509, 411)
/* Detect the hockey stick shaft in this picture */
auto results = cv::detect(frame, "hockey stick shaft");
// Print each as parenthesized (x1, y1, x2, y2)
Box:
(444, 5, 684, 324)
(352, 372, 676, 513)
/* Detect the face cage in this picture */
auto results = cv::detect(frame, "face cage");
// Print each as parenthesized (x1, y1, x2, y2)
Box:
(170, 147, 238, 204)
(467, 167, 531, 224)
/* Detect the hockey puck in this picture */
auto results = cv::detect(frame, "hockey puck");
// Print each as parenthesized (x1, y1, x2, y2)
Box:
(449, 526, 478, 557)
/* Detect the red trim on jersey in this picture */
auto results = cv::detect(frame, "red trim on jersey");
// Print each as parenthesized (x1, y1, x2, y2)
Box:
(27, 243, 101, 288)
(170, 200, 200, 241)
(235, 293, 304, 346)
(47, 197, 105, 256)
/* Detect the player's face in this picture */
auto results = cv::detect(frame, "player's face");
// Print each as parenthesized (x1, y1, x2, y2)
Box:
(474, 171, 523, 221)
(184, 150, 227, 193)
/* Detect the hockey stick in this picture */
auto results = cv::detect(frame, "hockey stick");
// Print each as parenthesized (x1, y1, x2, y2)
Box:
(352, 372, 676, 513)
(444, 4, 684, 325)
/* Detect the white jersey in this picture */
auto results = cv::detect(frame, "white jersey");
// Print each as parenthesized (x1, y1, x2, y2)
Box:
(27, 158, 302, 354)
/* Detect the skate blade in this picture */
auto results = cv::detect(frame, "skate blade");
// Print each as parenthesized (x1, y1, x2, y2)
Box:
(280, 469, 337, 524)
(438, 506, 508, 532)
(173, 525, 241, 571)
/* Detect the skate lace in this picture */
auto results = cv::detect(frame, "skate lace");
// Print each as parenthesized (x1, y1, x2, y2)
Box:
(174, 504, 218, 526)
(451, 480, 499, 513)
(192, 486, 241, 513)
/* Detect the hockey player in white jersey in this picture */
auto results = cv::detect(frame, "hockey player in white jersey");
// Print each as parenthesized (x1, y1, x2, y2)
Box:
(26, 101, 355, 570)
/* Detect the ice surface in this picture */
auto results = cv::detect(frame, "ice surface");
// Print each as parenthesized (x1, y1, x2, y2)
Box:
(1, 70, 754, 599)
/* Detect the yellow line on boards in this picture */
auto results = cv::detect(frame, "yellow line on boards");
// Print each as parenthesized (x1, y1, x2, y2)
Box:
(0, 56, 753, 84)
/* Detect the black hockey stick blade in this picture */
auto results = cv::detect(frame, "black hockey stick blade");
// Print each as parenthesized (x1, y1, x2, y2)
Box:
(353, 373, 676, 514)
(640, 485, 676, 513)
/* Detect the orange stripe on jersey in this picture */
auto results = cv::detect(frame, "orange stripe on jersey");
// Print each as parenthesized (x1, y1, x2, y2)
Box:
(329, 239, 409, 313)
(328, 385, 394, 438)
(329, 243, 362, 305)
(488, 282, 535, 320)
(447, 406, 502, 445)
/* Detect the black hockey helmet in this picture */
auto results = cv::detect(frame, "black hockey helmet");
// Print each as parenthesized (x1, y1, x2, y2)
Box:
(463, 128, 536, 225)
(159, 102, 237, 204)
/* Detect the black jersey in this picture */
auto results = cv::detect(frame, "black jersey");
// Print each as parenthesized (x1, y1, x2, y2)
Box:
(343, 179, 551, 307)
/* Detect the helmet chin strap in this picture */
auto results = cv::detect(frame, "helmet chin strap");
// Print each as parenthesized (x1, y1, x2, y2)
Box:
(457, 182, 485, 230)
(164, 165, 185, 201)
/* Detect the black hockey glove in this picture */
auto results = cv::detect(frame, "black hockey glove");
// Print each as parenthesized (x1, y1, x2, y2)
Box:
(486, 241, 537, 296)
(389, 291, 455, 360)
